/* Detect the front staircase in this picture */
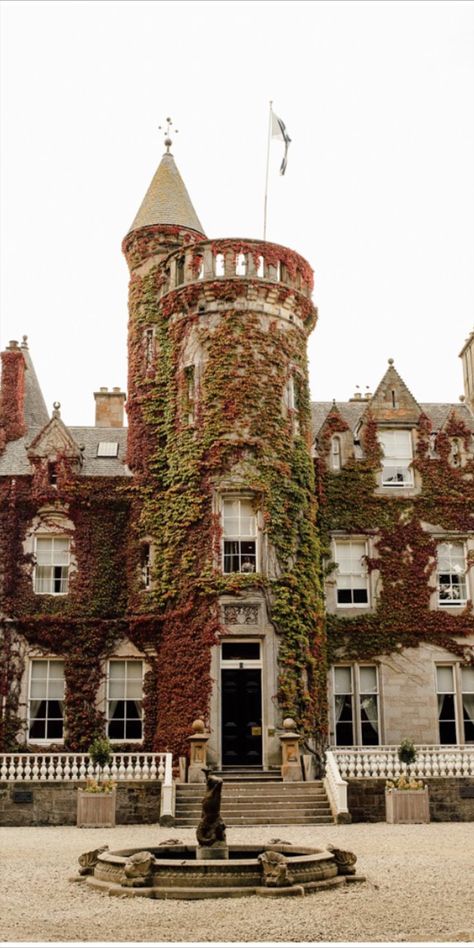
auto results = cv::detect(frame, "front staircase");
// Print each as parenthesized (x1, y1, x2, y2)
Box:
(174, 769, 334, 826)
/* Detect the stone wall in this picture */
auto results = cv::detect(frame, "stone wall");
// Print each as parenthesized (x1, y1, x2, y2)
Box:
(0, 782, 162, 827)
(347, 778, 474, 822)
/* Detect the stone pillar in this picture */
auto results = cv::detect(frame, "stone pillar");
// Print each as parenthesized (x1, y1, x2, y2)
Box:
(187, 718, 210, 783)
(279, 718, 303, 782)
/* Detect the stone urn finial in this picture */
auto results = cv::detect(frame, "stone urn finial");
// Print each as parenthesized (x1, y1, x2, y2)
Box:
(187, 717, 210, 783)
(279, 718, 302, 782)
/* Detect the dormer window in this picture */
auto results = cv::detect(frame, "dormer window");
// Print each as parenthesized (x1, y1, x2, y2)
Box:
(48, 462, 58, 486)
(97, 442, 119, 458)
(378, 429, 414, 487)
(450, 438, 462, 468)
(331, 436, 342, 471)
(222, 498, 257, 574)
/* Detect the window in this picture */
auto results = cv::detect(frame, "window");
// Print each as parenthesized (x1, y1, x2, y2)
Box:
(437, 542, 467, 606)
(222, 498, 257, 574)
(183, 365, 196, 426)
(28, 659, 64, 742)
(34, 536, 70, 594)
(144, 328, 155, 367)
(107, 660, 143, 741)
(436, 664, 474, 744)
(285, 375, 296, 412)
(450, 438, 461, 468)
(48, 462, 58, 486)
(461, 666, 474, 743)
(333, 665, 379, 746)
(215, 253, 225, 277)
(334, 540, 369, 606)
(378, 429, 414, 487)
(176, 257, 185, 285)
(140, 543, 151, 590)
(331, 436, 342, 471)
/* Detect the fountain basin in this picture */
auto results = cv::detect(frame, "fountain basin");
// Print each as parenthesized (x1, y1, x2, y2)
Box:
(85, 843, 363, 899)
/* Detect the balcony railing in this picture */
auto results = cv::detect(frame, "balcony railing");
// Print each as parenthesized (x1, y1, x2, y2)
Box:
(331, 745, 474, 779)
(0, 752, 171, 784)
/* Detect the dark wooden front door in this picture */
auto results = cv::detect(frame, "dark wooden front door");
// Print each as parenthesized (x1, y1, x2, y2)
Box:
(221, 668, 262, 766)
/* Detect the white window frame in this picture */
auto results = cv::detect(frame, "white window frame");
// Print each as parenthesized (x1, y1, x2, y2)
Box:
(378, 428, 414, 487)
(332, 664, 380, 746)
(331, 436, 342, 471)
(436, 663, 474, 745)
(33, 535, 70, 595)
(28, 658, 65, 744)
(334, 539, 369, 608)
(437, 541, 468, 607)
(107, 659, 144, 743)
(222, 497, 258, 575)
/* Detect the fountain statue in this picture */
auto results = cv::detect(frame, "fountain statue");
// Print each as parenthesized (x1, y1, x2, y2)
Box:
(196, 771, 229, 859)
(75, 771, 364, 898)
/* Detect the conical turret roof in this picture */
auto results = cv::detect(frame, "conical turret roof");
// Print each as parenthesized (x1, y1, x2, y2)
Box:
(128, 151, 205, 236)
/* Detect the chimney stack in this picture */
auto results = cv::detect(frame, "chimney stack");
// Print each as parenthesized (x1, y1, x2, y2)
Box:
(459, 330, 474, 412)
(94, 387, 126, 428)
(0, 340, 27, 443)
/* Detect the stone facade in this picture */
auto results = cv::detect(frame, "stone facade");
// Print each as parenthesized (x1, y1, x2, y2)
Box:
(0, 782, 162, 827)
(347, 778, 474, 823)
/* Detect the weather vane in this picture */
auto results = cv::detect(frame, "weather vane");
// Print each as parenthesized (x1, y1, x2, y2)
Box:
(158, 116, 179, 153)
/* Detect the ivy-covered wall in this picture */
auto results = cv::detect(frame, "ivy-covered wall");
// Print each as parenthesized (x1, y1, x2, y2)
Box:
(125, 235, 327, 758)
(317, 408, 474, 667)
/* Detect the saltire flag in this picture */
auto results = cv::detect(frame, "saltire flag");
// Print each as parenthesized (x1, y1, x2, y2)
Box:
(271, 113, 291, 175)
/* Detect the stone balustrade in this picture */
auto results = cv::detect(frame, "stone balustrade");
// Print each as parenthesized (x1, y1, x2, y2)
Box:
(159, 238, 313, 300)
(331, 745, 474, 779)
(0, 752, 172, 784)
(324, 750, 349, 821)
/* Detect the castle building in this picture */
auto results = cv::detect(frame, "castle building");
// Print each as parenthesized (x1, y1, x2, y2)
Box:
(0, 142, 473, 768)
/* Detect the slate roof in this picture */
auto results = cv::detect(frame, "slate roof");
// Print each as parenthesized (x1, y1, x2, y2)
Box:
(0, 426, 131, 477)
(23, 345, 49, 428)
(311, 400, 474, 440)
(127, 152, 205, 236)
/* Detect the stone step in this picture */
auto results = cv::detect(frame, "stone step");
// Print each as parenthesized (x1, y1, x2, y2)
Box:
(175, 815, 334, 826)
(176, 781, 326, 798)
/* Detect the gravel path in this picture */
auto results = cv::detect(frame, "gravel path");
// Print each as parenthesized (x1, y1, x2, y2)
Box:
(1, 822, 473, 944)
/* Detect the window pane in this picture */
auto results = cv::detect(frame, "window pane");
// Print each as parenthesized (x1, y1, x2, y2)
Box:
(359, 666, 377, 692)
(109, 661, 126, 679)
(31, 661, 48, 680)
(461, 667, 474, 692)
(125, 680, 143, 699)
(49, 661, 65, 678)
(334, 667, 352, 693)
(47, 679, 64, 700)
(222, 642, 260, 661)
(353, 588, 369, 604)
(127, 663, 143, 680)
(109, 680, 125, 699)
(436, 666, 454, 693)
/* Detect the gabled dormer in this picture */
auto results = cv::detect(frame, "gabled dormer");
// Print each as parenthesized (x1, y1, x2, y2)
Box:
(364, 359, 421, 424)
(27, 403, 83, 481)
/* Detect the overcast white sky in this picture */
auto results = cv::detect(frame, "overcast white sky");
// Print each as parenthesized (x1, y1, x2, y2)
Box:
(1, 0, 473, 426)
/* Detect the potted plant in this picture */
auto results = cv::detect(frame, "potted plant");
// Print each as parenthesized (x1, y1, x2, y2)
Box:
(77, 736, 117, 828)
(385, 739, 430, 824)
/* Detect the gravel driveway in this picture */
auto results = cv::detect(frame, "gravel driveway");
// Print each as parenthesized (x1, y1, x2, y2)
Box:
(1, 822, 473, 944)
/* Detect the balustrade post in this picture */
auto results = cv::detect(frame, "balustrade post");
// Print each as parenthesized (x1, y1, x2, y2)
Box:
(279, 718, 303, 782)
(187, 718, 210, 783)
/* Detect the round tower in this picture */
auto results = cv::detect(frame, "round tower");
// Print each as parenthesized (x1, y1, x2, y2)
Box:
(124, 139, 326, 765)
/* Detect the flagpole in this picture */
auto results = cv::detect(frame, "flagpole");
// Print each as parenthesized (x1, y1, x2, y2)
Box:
(263, 100, 273, 242)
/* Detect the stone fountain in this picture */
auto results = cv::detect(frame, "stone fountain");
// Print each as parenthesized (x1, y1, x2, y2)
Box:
(76, 773, 364, 899)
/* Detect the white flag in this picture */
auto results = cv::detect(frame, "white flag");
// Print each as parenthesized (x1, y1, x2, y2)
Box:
(271, 112, 291, 175)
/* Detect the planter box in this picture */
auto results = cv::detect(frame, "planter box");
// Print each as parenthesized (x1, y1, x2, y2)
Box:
(385, 788, 430, 824)
(77, 789, 116, 828)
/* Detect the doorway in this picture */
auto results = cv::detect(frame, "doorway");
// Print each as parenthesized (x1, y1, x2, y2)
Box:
(221, 641, 262, 767)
